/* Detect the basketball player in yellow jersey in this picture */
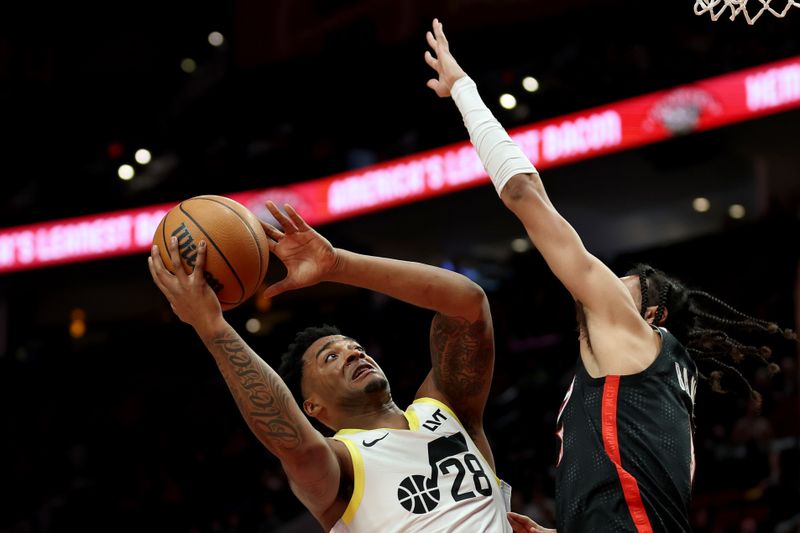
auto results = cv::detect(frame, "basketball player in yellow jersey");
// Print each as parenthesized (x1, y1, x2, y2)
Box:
(148, 200, 512, 532)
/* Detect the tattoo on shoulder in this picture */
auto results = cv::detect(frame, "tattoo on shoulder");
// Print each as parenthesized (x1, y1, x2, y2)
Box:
(430, 314, 493, 398)
(212, 333, 302, 451)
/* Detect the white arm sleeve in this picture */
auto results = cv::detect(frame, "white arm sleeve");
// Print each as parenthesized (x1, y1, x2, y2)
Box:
(451, 76, 538, 196)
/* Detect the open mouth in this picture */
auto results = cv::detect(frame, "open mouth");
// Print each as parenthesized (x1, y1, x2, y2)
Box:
(352, 364, 375, 381)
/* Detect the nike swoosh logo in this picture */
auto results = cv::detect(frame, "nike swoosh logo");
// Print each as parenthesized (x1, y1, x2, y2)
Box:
(362, 433, 389, 447)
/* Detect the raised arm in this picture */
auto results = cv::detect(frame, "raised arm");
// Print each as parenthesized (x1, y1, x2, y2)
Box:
(261, 201, 494, 435)
(330, 249, 494, 432)
(499, 174, 634, 325)
(424, 20, 651, 369)
(147, 236, 343, 524)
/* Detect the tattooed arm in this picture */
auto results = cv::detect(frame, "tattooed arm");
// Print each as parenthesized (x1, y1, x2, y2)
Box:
(198, 323, 349, 525)
(201, 326, 304, 454)
(148, 237, 345, 524)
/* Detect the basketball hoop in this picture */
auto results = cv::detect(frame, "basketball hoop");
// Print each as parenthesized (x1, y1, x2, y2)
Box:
(694, 0, 800, 24)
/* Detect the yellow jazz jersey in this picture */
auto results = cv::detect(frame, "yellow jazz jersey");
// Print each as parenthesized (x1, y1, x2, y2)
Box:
(330, 398, 512, 533)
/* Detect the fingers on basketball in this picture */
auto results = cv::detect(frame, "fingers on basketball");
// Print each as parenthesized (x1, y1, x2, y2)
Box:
(167, 236, 187, 278)
(191, 240, 207, 278)
(147, 253, 168, 294)
(147, 254, 177, 307)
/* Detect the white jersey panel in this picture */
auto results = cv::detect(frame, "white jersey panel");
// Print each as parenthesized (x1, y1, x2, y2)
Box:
(330, 397, 512, 533)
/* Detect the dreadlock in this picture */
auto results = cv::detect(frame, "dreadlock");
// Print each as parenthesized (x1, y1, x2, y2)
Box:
(628, 264, 795, 407)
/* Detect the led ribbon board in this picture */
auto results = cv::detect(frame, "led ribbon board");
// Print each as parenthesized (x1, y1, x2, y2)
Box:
(1, 56, 799, 273)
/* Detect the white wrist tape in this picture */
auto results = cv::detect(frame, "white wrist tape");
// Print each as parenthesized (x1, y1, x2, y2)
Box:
(451, 76, 537, 196)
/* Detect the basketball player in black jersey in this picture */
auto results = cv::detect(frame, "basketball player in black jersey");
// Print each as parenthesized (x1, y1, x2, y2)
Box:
(424, 18, 795, 533)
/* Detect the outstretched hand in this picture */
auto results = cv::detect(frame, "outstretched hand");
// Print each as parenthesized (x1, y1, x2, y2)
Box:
(507, 512, 558, 533)
(424, 18, 468, 98)
(260, 201, 338, 299)
(148, 236, 222, 332)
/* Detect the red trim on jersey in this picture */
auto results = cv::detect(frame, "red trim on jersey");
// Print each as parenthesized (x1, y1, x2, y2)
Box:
(602, 375, 654, 533)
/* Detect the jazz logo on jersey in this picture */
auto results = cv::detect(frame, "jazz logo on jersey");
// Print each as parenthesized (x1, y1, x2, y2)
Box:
(396, 432, 493, 514)
(675, 362, 697, 406)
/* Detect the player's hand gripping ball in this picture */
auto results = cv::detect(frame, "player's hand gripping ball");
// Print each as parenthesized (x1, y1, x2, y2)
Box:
(153, 195, 269, 310)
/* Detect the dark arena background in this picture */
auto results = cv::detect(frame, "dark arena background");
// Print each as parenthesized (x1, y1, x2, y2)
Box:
(1, 1, 798, 532)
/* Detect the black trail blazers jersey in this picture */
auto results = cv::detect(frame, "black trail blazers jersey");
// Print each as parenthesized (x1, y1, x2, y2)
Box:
(555, 327, 697, 533)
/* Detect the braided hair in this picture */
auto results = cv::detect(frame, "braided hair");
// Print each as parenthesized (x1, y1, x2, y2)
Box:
(628, 264, 795, 407)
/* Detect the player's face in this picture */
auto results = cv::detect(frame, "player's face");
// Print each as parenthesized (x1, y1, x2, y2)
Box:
(302, 335, 389, 404)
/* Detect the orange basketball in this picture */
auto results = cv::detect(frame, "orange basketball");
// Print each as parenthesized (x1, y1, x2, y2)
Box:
(153, 195, 269, 311)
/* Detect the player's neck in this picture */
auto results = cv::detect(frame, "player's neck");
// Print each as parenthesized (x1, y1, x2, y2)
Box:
(338, 401, 408, 431)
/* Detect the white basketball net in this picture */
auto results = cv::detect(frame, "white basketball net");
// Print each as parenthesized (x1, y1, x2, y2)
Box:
(694, 0, 800, 24)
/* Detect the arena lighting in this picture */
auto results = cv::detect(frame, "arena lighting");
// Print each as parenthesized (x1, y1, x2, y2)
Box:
(499, 93, 517, 109)
(69, 308, 86, 339)
(1, 55, 799, 273)
(180, 58, 197, 73)
(692, 197, 711, 213)
(118, 164, 135, 180)
(107, 142, 124, 159)
(245, 318, 261, 333)
(522, 76, 540, 93)
(134, 149, 152, 165)
(728, 204, 746, 219)
(208, 31, 224, 47)
(511, 238, 531, 253)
